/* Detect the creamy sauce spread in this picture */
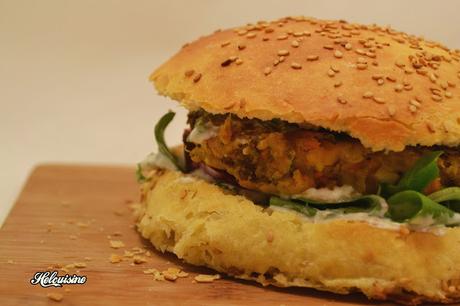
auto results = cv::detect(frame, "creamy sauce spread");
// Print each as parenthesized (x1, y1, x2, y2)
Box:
(289, 185, 361, 203)
(187, 121, 219, 144)
(141, 152, 178, 171)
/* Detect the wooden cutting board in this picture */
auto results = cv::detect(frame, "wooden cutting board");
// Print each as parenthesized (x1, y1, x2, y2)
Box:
(0, 165, 394, 306)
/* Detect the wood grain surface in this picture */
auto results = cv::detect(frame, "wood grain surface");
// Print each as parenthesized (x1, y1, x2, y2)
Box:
(0, 165, 394, 306)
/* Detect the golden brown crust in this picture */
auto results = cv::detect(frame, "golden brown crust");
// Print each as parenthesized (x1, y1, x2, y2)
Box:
(136, 168, 460, 305)
(150, 16, 460, 152)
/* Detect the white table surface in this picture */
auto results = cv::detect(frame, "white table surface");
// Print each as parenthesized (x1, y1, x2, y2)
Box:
(1, 0, 459, 226)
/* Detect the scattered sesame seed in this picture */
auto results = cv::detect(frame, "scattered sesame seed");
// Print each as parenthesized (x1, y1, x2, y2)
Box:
(291, 40, 300, 48)
(303, 30, 311, 36)
(221, 59, 233, 67)
(386, 76, 396, 82)
(387, 105, 396, 117)
(394, 84, 404, 92)
(237, 29, 247, 36)
(445, 91, 453, 98)
(363, 91, 374, 99)
(344, 43, 352, 50)
(291, 62, 302, 69)
(273, 59, 279, 66)
(357, 57, 367, 64)
(293, 32, 304, 37)
(277, 34, 288, 40)
(409, 105, 417, 113)
(279, 56, 285, 62)
(327, 69, 335, 77)
(404, 84, 413, 91)
(264, 67, 272, 75)
(410, 99, 421, 107)
(262, 37, 270, 41)
(265, 28, 274, 33)
(184, 70, 194, 77)
(192, 73, 202, 83)
(355, 48, 366, 55)
(221, 41, 230, 47)
(235, 58, 243, 65)
(337, 96, 347, 104)
(237, 43, 246, 50)
(246, 32, 256, 39)
(395, 60, 405, 68)
(426, 122, 435, 133)
(429, 73, 437, 83)
(47, 293, 64, 302)
(447, 81, 456, 87)
(377, 79, 384, 86)
(432, 94, 443, 102)
(323, 45, 334, 50)
(330, 65, 340, 73)
(334, 50, 343, 58)
(373, 97, 386, 104)
(372, 74, 384, 80)
(278, 49, 290, 56)
(334, 81, 342, 88)
(307, 55, 319, 61)
(356, 63, 368, 70)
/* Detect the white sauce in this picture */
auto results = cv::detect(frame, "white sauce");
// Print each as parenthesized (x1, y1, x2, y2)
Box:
(289, 185, 361, 203)
(140, 152, 178, 171)
(187, 121, 219, 144)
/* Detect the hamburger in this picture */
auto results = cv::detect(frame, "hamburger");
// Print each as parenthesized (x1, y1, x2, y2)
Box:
(135, 16, 460, 305)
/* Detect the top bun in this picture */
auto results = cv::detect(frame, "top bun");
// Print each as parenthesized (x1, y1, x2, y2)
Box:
(150, 16, 460, 152)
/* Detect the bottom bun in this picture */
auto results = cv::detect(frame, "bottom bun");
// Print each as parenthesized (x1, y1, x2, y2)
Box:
(136, 168, 460, 305)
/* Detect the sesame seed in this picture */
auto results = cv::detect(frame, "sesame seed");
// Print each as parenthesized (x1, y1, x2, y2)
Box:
(448, 81, 456, 87)
(334, 50, 343, 58)
(278, 49, 290, 56)
(337, 96, 347, 104)
(386, 76, 396, 82)
(440, 81, 448, 90)
(291, 62, 302, 69)
(426, 122, 435, 133)
(192, 73, 202, 83)
(277, 34, 288, 40)
(445, 91, 453, 98)
(387, 105, 396, 117)
(363, 91, 373, 99)
(344, 43, 352, 50)
(235, 58, 243, 65)
(262, 37, 270, 41)
(395, 60, 405, 68)
(372, 74, 384, 80)
(429, 73, 437, 83)
(357, 57, 367, 64)
(327, 69, 335, 77)
(307, 55, 319, 61)
(221, 59, 233, 67)
(264, 67, 272, 75)
(395, 84, 404, 92)
(377, 79, 384, 86)
(323, 45, 334, 50)
(237, 29, 248, 36)
(221, 41, 230, 47)
(246, 32, 256, 39)
(409, 105, 417, 113)
(330, 65, 340, 73)
(229, 56, 237, 61)
(238, 43, 246, 50)
(373, 97, 386, 104)
(410, 99, 421, 107)
(355, 48, 366, 55)
(303, 31, 311, 36)
(404, 84, 413, 91)
(404, 68, 414, 74)
(291, 40, 300, 48)
(356, 63, 368, 70)
(184, 69, 194, 77)
(432, 94, 443, 102)
(293, 32, 303, 37)
(334, 81, 342, 88)
(279, 56, 285, 62)
(273, 59, 279, 66)
(265, 28, 274, 33)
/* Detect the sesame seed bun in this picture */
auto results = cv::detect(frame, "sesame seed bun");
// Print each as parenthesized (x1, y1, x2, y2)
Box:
(136, 168, 460, 305)
(150, 16, 460, 152)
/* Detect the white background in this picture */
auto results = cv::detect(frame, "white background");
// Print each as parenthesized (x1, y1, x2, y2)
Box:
(1, 0, 460, 225)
